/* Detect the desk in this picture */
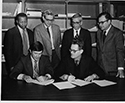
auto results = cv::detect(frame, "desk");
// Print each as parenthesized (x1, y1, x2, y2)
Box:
(1, 76, 125, 101)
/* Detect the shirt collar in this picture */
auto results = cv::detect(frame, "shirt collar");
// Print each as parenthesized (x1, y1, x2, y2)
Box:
(105, 25, 112, 35)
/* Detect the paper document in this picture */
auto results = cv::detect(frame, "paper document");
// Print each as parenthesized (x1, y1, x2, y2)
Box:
(53, 81, 76, 90)
(25, 79, 54, 86)
(92, 80, 116, 87)
(71, 79, 92, 86)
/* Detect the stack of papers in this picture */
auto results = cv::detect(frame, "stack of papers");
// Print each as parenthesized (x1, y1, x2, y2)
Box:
(53, 81, 76, 90)
(92, 80, 116, 87)
(71, 79, 92, 86)
(53, 79, 116, 90)
(25, 79, 54, 86)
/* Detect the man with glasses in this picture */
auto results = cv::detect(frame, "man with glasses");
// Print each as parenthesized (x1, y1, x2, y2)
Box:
(55, 38, 105, 82)
(96, 12, 124, 78)
(34, 10, 61, 70)
(61, 13, 92, 62)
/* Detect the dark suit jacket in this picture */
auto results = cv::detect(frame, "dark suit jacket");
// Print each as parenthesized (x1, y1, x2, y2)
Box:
(3, 26, 34, 74)
(97, 25, 125, 73)
(10, 55, 54, 79)
(55, 53, 105, 80)
(34, 23, 61, 61)
(61, 28, 92, 60)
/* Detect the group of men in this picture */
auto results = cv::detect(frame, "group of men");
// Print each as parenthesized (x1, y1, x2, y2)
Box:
(3, 10, 125, 82)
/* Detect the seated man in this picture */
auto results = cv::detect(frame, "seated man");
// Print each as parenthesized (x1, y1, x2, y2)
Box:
(10, 41, 53, 82)
(55, 38, 105, 82)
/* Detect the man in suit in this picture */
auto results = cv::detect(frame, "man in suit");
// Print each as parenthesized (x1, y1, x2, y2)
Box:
(4, 13, 34, 75)
(55, 39, 105, 82)
(10, 41, 53, 82)
(61, 13, 92, 61)
(34, 10, 61, 69)
(96, 12, 124, 78)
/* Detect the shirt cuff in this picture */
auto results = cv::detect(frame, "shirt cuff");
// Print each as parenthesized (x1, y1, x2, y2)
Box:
(45, 74, 51, 78)
(118, 67, 124, 70)
(17, 74, 25, 80)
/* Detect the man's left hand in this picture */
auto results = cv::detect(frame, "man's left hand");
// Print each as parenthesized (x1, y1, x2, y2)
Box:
(116, 70, 125, 78)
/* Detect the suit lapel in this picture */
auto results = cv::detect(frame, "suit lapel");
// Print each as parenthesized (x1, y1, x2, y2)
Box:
(104, 26, 114, 43)
(26, 55, 34, 76)
(42, 24, 51, 42)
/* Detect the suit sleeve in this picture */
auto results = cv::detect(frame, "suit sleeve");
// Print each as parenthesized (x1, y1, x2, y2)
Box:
(34, 27, 43, 43)
(89, 57, 105, 79)
(10, 59, 24, 79)
(3, 30, 14, 69)
(61, 31, 70, 60)
(84, 30, 92, 56)
(44, 57, 54, 77)
(115, 30, 125, 67)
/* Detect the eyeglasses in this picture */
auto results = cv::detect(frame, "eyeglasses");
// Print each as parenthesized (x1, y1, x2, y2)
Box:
(72, 21, 81, 24)
(98, 20, 108, 25)
(45, 18, 54, 22)
(69, 49, 79, 53)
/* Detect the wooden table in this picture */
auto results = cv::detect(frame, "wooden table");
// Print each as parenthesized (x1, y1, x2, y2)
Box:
(1, 76, 125, 101)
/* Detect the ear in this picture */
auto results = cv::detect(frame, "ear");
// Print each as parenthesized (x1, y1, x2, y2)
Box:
(79, 49, 83, 54)
(80, 21, 83, 26)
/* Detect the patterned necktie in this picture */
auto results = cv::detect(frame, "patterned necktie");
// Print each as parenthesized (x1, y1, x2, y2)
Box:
(103, 31, 106, 43)
(47, 27, 50, 38)
(22, 30, 28, 55)
(74, 30, 79, 39)
(33, 60, 39, 78)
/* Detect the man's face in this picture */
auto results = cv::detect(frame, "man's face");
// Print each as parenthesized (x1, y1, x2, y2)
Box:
(72, 17, 82, 30)
(17, 16, 27, 29)
(31, 51, 42, 61)
(70, 44, 82, 59)
(98, 15, 111, 31)
(44, 15, 54, 27)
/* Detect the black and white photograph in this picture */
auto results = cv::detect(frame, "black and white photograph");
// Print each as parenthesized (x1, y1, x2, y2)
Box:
(1, 0, 125, 102)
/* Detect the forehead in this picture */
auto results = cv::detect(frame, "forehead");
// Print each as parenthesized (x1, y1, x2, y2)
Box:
(71, 44, 79, 50)
(72, 17, 81, 22)
(99, 15, 106, 21)
(45, 15, 54, 19)
(18, 16, 27, 21)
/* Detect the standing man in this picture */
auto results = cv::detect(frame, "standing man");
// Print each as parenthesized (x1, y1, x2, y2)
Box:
(4, 13, 34, 75)
(96, 12, 124, 78)
(34, 10, 61, 69)
(61, 13, 92, 61)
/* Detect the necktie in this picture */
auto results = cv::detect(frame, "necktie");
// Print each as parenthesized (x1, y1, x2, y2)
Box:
(22, 30, 28, 55)
(74, 30, 79, 39)
(103, 31, 106, 43)
(33, 60, 39, 78)
(75, 60, 79, 66)
(47, 27, 50, 38)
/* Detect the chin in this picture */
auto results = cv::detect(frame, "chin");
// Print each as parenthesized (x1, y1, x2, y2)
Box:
(71, 56, 75, 59)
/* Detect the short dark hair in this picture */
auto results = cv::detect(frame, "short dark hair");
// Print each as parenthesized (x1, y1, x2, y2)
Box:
(96, 12, 112, 23)
(72, 38, 84, 50)
(30, 41, 44, 52)
(15, 13, 28, 25)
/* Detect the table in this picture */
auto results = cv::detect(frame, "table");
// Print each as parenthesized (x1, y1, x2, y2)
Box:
(1, 76, 125, 101)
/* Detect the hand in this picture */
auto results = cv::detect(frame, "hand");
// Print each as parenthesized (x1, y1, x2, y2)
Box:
(37, 76, 45, 82)
(116, 70, 125, 78)
(23, 75, 33, 83)
(68, 74, 75, 82)
(60, 74, 68, 80)
(84, 74, 98, 82)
